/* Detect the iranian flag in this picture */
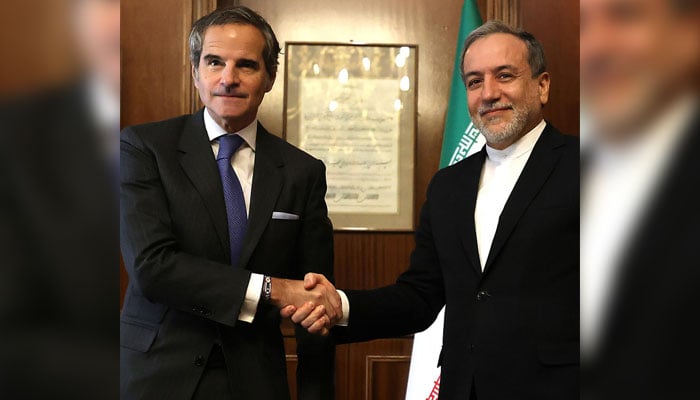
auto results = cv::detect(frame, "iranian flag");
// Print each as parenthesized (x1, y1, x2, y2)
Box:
(405, 1, 484, 399)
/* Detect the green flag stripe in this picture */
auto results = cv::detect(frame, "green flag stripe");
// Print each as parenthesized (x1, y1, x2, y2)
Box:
(439, 0, 483, 169)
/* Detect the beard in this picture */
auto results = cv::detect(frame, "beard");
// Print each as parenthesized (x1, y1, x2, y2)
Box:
(471, 101, 530, 147)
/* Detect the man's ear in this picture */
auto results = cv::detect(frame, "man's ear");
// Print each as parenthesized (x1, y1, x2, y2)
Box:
(537, 72, 551, 106)
(265, 71, 276, 92)
(191, 65, 199, 88)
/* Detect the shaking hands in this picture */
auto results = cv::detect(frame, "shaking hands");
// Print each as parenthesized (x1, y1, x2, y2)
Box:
(270, 273, 341, 336)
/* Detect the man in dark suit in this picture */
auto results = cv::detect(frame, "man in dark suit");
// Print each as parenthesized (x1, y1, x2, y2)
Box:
(120, 7, 340, 400)
(288, 21, 579, 399)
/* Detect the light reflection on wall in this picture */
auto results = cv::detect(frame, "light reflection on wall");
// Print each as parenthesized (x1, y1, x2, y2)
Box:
(338, 68, 349, 84)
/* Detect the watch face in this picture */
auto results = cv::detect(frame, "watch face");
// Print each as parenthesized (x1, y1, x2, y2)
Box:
(263, 276, 272, 301)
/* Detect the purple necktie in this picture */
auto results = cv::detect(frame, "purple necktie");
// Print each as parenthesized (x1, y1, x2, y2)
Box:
(216, 134, 248, 267)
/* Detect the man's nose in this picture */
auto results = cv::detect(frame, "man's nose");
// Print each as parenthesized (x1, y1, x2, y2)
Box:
(481, 77, 501, 102)
(220, 65, 241, 87)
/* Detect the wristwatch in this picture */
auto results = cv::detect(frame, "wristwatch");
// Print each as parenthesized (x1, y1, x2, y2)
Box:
(262, 275, 272, 302)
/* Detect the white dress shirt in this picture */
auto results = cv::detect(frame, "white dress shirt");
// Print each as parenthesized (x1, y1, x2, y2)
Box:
(474, 120, 546, 269)
(580, 97, 696, 356)
(338, 120, 546, 326)
(204, 108, 263, 323)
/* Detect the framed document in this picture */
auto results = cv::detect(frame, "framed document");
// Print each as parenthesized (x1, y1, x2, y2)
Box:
(284, 42, 417, 231)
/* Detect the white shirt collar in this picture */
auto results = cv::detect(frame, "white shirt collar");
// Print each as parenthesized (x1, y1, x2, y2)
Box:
(203, 107, 257, 151)
(485, 119, 546, 163)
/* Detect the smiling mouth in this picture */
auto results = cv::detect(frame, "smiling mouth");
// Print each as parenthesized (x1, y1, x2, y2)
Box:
(480, 107, 512, 117)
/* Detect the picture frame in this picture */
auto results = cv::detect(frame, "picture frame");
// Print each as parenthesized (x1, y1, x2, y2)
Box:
(284, 42, 417, 231)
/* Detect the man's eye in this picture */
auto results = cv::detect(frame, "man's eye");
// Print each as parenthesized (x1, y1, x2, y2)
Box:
(239, 61, 259, 70)
(207, 60, 222, 67)
(467, 79, 482, 88)
(498, 73, 514, 80)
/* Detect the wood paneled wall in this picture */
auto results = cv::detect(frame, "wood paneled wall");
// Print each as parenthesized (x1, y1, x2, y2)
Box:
(121, 1, 578, 399)
(521, 0, 581, 137)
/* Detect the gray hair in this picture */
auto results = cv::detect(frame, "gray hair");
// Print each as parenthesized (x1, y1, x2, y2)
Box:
(189, 6, 281, 78)
(460, 21, 547, 84)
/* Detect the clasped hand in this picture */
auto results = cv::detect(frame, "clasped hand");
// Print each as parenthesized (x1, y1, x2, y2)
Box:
(270, 273, 340, 336)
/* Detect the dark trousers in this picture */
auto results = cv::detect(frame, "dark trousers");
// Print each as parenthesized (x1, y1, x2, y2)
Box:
(192, 345, 233, 400)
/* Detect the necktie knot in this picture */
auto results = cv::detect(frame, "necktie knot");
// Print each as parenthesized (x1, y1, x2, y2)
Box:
(217, 134, 245, 161)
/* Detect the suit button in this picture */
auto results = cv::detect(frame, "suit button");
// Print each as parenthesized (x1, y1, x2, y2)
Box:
(194, 355, 205, 367)
(476, 290, 490, 301)
(192, 306, 199, 313)
(468, 344, 476, 353)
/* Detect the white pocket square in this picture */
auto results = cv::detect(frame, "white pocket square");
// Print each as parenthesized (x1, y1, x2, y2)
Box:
(271, 211, 300, 220)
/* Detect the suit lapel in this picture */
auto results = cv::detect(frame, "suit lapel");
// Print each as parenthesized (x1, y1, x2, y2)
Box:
(455, 149, 486, 276)
(238, 123, 284, 269)
(177, 109, 231, 259)
(483, 125, 565, 272)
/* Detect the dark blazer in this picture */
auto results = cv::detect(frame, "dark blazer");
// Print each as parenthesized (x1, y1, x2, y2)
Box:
(335, 124, 579, 399)
(120, 109, 335, 400)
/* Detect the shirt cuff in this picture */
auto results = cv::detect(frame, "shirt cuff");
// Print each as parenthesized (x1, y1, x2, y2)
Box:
(238, 273, 264, 323)
(337, 289, 350, 326)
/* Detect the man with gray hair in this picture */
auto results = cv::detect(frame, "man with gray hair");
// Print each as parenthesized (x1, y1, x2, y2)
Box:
(120, 6, 340, 399)
(289, 20, 579, 399)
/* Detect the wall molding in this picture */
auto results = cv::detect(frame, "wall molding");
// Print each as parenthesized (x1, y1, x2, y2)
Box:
(486, 0, 520, 27)
(364, 355, 411, 400)
(185, 0, 218, 114)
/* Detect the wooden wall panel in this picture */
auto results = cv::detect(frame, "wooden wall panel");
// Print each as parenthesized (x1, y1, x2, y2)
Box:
(366, 355, 412, 400)
(521, 0, 581, 136)
(121, 0, 188, 126)
(284, 337, 299, 397)
(121, 0, 213, 127)
(487, 0, 520, 26)
(348, 339, 414, 400)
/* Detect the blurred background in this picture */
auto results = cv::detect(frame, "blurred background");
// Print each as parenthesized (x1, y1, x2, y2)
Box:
(0, 0, 119, 399)
(580, 0, 700, 399)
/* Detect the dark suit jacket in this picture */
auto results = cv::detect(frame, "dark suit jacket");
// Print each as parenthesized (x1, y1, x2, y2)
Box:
(120, 109, 335, 400)
(335, 124, 579, 399)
